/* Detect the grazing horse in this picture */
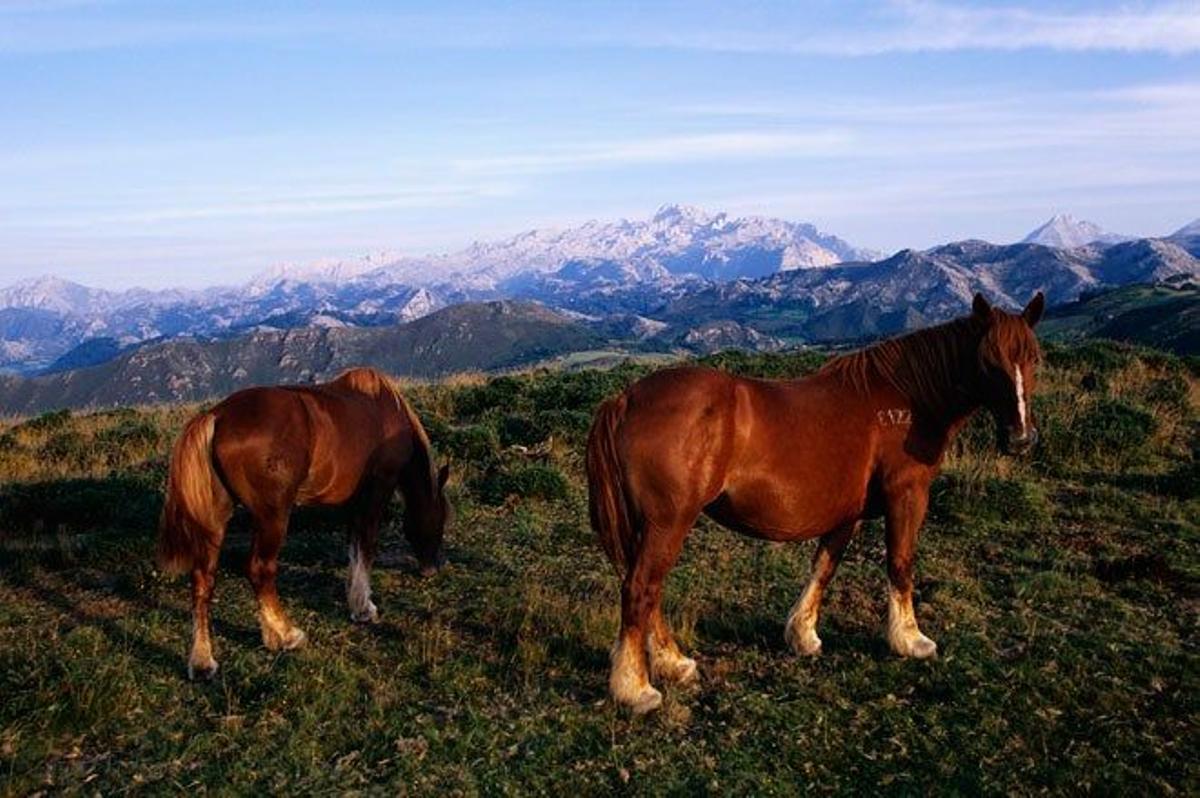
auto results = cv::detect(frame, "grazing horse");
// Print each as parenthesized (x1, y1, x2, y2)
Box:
(587, 293, 1044, 713)
(157, 367, 451, 680)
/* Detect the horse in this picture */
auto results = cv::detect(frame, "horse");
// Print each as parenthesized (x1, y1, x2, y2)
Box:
(586, 292, 1045, 713)
(157, 367, 451, 680)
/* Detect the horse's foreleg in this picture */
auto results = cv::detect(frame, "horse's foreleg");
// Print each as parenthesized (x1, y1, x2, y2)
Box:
(785, 521, 859, 656)
(347, 486, 386, 624)
(611, 519, 691, 714)
(648, 606, 697, 685)
(248, 509, 306, 652)
(884, 489, 937, 659)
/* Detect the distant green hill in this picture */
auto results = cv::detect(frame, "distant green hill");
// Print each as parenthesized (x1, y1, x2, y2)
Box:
(0, 301, 604, 415)
(1040, 281, 1200, 355)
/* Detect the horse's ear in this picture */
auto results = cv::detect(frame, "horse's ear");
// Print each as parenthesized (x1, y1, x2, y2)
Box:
(972, 293, 992, 318)
(437, 463, 450, 490)
(1022, 292, 1045, 327)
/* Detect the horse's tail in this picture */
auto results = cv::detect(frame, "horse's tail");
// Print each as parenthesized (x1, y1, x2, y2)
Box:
(587, 394, 637, 575)
(157, 412, 226, 576)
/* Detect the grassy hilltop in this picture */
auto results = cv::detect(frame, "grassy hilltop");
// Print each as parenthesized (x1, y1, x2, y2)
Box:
(0, 342, 1197, 794)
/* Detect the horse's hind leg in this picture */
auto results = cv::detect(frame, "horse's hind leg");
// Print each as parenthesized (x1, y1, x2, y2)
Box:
(785, 521, 860, 656)
(186, 504, 231, 680)
(248, 507, 306, 651)
(188, 533, 224, 680)
(347, 481, 387, 624)
(611, 518, 692, 714)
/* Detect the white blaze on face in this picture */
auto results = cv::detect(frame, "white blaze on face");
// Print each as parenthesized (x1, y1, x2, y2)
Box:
(1014, 367, 1027, 435)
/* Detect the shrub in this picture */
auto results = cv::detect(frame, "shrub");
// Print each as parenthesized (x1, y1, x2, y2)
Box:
(95, 421, 162, 469)
(699, 349, 826, 379)
(1072, 399, 1157, 465)
(435, 424, 499, 463)
(39, 431, 88, 470)
(19, 408, 72, 433)
(1144, 373, 1189, 412)
(526, 367, 643, 414)
(1044, 341, 1132, 375)
(454, 376, 526, 418)
(97, 421, 161, 450)
(533, 409, 593, 441)
(497, 414, 542, 448)
(472, 463, 571, 506)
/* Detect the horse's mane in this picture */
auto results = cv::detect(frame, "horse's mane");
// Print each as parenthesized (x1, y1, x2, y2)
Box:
(335, 368, 436, 486)
(819, 315, 989, 416)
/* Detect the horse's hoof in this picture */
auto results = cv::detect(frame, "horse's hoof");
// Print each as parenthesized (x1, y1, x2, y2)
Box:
(891, 632, 938, 659)
(188, 658, 219, 681)
(674, 657, 699, 685)
(654, 655, 698, 684)
(263, 625, 307, 652)
(350, 603, 380, 624)
(281, 627, 307, 651)
(787, 626, 823, 657)
(909, 635, 938, 659)
(628, 686, 664, 715)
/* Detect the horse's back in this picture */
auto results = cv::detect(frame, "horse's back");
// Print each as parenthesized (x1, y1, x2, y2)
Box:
(208, 379, 396, 508)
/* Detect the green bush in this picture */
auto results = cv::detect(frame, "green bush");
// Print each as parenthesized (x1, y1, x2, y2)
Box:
(19, 408, 72, 433)
(39, 431, 88, 469)
(526, 366, 644, 414)
(1145, 373, 1189, 411)
(1073, 399, 1157, 465)
(454, 376, 526, 418)
(1044, 341, 1133, 375)
(533, 408, 593, 441)
(497, 414, 542, 448)
(699, 349, 826, 379)
(96, 421, 161, 450)
(436, 424, 499, 463)
(472, 463, 571, 506)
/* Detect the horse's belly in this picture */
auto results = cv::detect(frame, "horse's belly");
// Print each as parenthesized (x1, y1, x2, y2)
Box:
(705, 479, 865, 542)
(709, 437, 872, 541)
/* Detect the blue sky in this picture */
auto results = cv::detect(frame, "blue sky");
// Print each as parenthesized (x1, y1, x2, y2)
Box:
(2, 0, 1199, 288)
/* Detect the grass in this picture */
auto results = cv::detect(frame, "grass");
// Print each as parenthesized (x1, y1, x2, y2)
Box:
(0, 341, 1197, 794)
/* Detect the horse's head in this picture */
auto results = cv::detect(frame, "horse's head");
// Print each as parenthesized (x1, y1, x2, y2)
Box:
(405, 462, 451, 577)
(972, 292, 1045, 456)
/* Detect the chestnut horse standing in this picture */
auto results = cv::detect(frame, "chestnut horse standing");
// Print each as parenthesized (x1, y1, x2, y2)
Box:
(587, 293, 1044, 713)
(158, 367, 450, 679)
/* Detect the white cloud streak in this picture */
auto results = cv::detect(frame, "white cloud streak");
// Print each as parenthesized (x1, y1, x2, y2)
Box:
(4, 2, 1199, 56)
(452, 131, 852, 176)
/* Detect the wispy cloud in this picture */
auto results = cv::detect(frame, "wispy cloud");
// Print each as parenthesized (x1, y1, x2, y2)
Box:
(6, 184, 517, 229)
(6, 2, 1197, 56)
(452, 131, 852, 176)
(623, 1, 1200, 56)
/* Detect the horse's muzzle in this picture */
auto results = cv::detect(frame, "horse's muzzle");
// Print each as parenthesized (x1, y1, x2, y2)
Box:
(419, 551, 448, 578)
(1006, 426, 1039, 455)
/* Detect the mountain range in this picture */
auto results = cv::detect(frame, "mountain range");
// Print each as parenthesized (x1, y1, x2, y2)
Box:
(1, 206, 1198, 413)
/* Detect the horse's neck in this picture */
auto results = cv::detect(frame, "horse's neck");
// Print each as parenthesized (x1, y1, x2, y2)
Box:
(894, 322, 985, 433)
(398, 428, 434, 507)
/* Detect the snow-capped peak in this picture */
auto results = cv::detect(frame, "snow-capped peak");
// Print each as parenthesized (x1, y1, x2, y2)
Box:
(1021, 213, 1129, 249)
(1170, 217, 1200, 238)
(652, 203, 715, 225)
